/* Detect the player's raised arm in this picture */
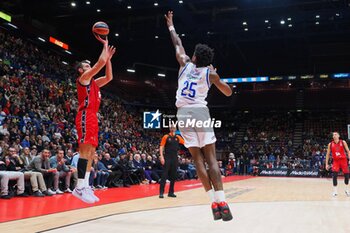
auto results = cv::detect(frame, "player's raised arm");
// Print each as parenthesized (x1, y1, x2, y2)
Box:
(208, 65, 232, 96)
(79, 36, 109, 84)
(165, 11, 190, 67)
(95, 45, 116, 88)
(325, 143, 331, 170)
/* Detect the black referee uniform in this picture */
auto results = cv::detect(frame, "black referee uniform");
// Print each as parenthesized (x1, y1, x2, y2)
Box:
(159, 131, 184, 198)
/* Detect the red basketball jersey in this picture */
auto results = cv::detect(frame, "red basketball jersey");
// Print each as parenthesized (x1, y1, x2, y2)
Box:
(331, 140, 347, 160)
(76, 78, 101, 113)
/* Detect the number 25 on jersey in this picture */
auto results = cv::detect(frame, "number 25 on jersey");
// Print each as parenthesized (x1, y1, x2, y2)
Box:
(181, 81, 197, 98)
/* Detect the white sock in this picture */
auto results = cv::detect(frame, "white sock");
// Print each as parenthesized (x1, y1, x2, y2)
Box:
(84, 172, 90, 187)
(77, 179, 85, 189)
(345, 185, 349, 192)
(207, 189, 215, 203)
(214, 190, 226, 203)
(333, 186, 338, 193)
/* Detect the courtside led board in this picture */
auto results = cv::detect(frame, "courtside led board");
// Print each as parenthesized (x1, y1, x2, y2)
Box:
(49, 36, 69, 50)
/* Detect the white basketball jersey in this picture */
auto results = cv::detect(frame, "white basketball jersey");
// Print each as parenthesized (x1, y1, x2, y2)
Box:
(175, 62, 210, 108)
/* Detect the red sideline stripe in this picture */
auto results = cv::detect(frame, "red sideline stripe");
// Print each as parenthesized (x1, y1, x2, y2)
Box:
(0, 175, 253, 223)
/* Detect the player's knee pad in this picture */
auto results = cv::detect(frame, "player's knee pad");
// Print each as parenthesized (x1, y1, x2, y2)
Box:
(345, 173, 349, 185)
(333, 172, 338, 186)
(77, 158, 88, 179)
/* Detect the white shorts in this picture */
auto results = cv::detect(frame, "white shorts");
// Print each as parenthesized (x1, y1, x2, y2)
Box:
(176, 106, 216, 148)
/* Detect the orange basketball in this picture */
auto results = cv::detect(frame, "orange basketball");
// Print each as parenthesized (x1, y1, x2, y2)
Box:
(92, 21, 109, 36)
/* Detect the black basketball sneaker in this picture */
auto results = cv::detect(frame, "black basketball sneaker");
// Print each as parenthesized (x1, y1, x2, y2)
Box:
(218, 202, 233, 221)
(211, 202, 222, 220)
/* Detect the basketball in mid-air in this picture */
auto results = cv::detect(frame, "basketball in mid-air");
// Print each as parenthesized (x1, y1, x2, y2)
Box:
(92, 21, 109, 36)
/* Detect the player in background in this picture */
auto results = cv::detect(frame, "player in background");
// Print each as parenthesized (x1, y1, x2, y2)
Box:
(72, 35, 116, 203)
(164, 11, 233, 221)
(326, 132, 350, 197)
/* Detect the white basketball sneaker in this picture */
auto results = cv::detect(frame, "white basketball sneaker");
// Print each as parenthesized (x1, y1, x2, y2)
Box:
(345, 190, 350, 197)
(87, 186, 100, 202)
(332, 191, 338, 197)
(72, 187, 96, 204)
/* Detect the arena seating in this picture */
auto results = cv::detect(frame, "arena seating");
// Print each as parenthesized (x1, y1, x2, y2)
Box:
(0, 28, 349, 198)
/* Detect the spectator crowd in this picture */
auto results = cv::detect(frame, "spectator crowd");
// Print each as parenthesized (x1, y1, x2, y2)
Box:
(0, 29, 199, 199)
(0, 28, 344, 199)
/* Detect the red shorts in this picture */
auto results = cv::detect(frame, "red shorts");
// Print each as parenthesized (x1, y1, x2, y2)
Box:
(332, 158, 349, 173)
(75, 110, 99, 147)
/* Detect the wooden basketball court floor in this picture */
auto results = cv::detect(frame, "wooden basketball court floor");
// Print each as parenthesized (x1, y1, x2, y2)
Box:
(1, 176, 350, 233)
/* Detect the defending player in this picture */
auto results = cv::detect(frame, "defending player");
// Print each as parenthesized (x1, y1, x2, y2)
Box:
(72, 35, 116, 203)
(326, 132, 350, 197)
(164, 11, 233, 221)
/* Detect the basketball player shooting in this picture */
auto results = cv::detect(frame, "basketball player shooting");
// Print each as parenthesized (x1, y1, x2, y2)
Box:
(164, 11, 233, 221)
(325, 132, 350, 197)
(72, 34, 116, 203)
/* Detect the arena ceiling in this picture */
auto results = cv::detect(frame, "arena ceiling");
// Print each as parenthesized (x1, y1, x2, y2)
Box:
(1, 0, 350, 77)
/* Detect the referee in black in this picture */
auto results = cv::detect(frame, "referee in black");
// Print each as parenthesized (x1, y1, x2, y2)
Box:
(159, 125, 184, 198)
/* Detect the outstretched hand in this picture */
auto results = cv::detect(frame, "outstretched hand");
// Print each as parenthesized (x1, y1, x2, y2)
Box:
(96, 35, 116, 61)
(106, 45, 116, 60)
(164, 11, 174, 27)
(94, 33, 108, 45)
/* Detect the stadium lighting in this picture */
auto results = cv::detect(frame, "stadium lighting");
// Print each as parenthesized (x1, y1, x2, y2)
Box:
(288, 24, 293, 27)
(181, 34, 185, 37)
(7, 23, 18, 29)
(280, 20, 285, 25)
(127, 6, 132, 9)
(97, 9, 101, 12)
(287, 18, 292, 21)
(179, 0, 183, 3)
(244, 28, 248, 31)
(158, 73, 166, 77)
(265, 20, 269, 23)
(115, 33, 119, 37)
(62, 61, 68, 65)
(65, 50, 72, 55)
(38, 37, 46, 42)
(336, 13, 340, 17)
(155, 35, 159, 39)
(242, 22, 247, 25)
(71, 2, 76, 7)
(316, 15, 320, 18)
(0, 11, 11, 22)
(86, 1, 90, 4)
(154, 2, 158, 6)
(127, 69, 136, 73)
(315, 22, 319, 25)
(268, 26, 271, 29)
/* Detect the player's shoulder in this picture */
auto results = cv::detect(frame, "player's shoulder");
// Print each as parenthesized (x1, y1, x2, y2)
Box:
(77, 76, 93, 87)
(181, 61, 192, 69)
